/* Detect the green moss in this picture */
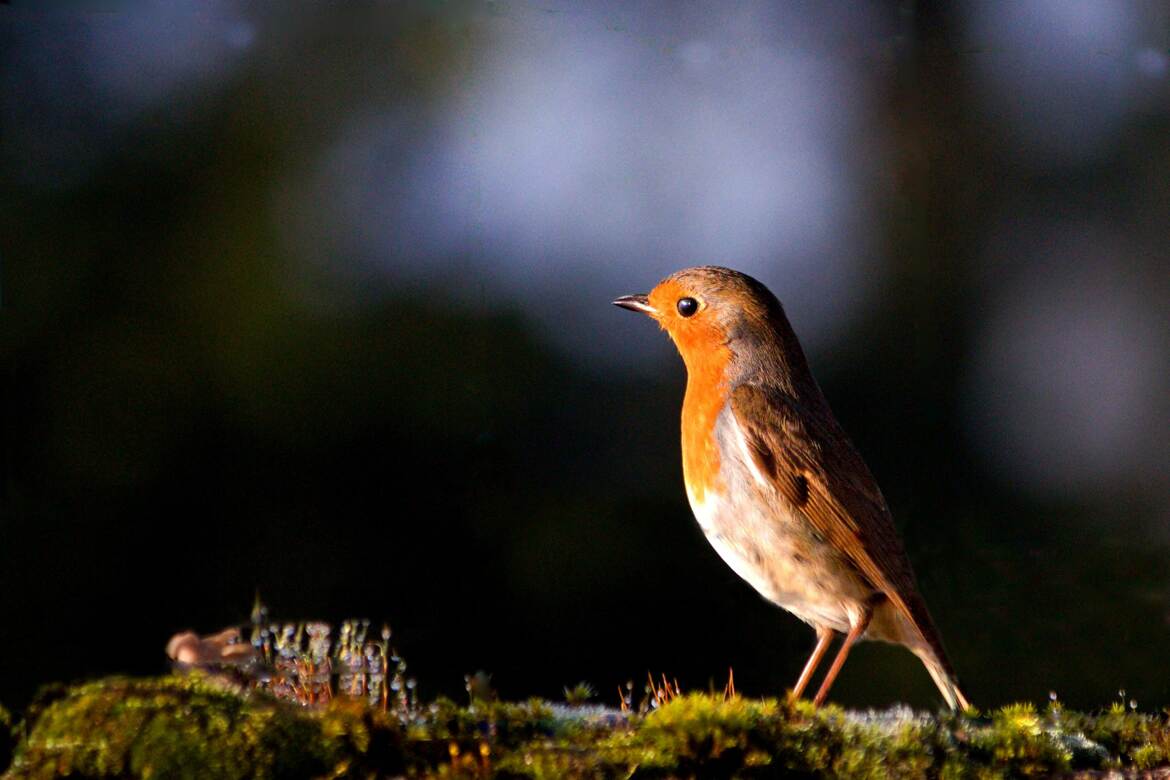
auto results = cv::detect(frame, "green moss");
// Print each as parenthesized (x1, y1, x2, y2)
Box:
(6, 677, 1170, 778)
(6, 675, 361, 779)
(1061, 702, 1170, 770)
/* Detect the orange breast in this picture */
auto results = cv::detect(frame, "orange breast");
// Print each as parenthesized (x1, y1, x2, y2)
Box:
(678, 339, 732, 503)
(646, 277, 736, 504)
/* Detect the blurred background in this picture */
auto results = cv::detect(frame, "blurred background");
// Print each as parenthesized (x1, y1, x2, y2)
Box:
(2, 1, 1169, 712)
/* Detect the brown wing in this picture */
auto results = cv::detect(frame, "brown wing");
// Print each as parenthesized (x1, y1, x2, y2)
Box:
(729, 383, 949, 661)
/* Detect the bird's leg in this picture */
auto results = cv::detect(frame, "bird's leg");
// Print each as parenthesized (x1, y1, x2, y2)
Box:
(790, 626, 835, 700)
(812, 610, 872, 707)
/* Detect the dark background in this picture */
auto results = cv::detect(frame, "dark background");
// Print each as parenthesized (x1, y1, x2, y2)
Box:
(2, 2, 1169, 713)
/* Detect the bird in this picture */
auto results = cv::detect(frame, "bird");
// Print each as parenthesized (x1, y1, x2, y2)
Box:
(614, 266, 969, 710)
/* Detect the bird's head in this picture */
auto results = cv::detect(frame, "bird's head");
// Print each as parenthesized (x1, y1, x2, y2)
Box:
(614, 266, 792, 379)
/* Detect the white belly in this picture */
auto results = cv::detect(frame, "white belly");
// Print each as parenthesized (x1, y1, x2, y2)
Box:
(687, 485, 784, 602)
(683, 479, 865, 631)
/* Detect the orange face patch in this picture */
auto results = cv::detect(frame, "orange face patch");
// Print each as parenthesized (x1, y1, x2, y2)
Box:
(647, 279, 733, 502)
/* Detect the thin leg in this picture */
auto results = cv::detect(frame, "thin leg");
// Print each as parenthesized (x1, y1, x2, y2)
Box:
(790, 627, 835, 700)
(812, 611, 872, 707)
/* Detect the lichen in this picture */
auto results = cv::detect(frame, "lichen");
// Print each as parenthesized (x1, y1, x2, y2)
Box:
(6, 676, 1170, 778)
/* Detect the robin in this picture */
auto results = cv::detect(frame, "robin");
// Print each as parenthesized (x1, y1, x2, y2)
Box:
(614, 266, 969, 710)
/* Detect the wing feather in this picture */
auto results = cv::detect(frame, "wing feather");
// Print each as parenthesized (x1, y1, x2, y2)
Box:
(729, 383, 949, 664)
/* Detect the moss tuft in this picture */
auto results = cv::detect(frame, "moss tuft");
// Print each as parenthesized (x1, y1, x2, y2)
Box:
(5, 674, 363, 779)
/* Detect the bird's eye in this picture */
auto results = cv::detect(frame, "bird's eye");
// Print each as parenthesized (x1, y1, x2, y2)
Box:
(676, 297, 699, 317)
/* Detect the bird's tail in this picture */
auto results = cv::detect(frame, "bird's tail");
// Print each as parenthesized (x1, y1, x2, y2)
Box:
(917, 648, 970, 712)
(894, 591, 971, 711)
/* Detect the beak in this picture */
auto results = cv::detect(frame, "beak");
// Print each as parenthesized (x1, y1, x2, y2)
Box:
(612, 293, 656, 316)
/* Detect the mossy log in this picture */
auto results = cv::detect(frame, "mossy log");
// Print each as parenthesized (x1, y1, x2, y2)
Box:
(5, 674, 1170, 778)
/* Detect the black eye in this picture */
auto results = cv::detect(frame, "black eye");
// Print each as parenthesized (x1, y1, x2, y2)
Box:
(676, 297, 698, 317)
